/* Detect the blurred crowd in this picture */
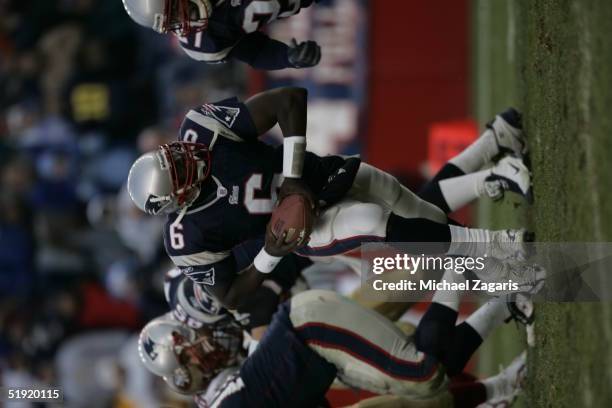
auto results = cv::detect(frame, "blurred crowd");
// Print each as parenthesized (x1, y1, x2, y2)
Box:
(0, 0, 248, 406)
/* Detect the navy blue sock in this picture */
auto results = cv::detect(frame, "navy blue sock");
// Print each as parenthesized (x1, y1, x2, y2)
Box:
(418, 163, 466, 213)
(385, 213, 452, 243)
(415, 303, 458, 359)
(444, 322, 484, 376)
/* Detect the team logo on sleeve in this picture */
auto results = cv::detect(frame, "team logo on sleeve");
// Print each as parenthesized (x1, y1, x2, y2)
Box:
(181, 266, 215, 286)
(201, 104, 240, 127)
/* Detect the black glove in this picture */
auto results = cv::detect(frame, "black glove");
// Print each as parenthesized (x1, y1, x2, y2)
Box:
(288, 39, 321, 68)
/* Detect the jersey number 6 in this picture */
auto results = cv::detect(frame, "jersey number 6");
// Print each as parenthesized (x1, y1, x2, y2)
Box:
(170, 223, 185, 249)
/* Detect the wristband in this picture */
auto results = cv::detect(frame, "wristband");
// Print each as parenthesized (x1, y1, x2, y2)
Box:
(283, 136, 306, 178)
(254, 248, 282, 273)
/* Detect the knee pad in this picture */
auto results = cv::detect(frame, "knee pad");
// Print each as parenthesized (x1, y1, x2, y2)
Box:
(414, 303, 457, 359)
(396, 188, 447, 223)
(350, 163, 402, 209)
(414, 320, 454, 359)
(334, 202, 390, 239)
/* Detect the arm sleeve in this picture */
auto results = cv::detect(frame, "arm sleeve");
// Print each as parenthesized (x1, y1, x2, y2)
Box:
(177, 31, 237, 63)
(182, 97, 259, 142)
(229, 31, 292, 70)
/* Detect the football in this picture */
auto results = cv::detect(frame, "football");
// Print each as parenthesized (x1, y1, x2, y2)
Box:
(269, 194, 314, 246)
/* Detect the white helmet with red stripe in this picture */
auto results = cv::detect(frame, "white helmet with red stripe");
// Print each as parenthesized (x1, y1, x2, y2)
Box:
(138, 314, 243, 394)
(122, 0, 213, 35)
(127, 142, 211, 216)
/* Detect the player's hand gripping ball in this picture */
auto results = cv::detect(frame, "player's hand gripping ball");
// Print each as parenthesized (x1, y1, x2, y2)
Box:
(269, 194, 314, 248)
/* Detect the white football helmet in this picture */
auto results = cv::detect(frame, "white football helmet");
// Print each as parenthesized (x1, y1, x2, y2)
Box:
(165, 267, 232, 326)
(122, 0, 213, 35)
(139, 314, 243, 394)
(127, 142, 211, 216)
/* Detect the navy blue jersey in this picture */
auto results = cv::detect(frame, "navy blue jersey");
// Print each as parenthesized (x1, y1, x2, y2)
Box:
(164, 254, 311, 330)
(176, 0, 315, 68)
(164, 97, 357, 298)
(207, 303, 336, 408)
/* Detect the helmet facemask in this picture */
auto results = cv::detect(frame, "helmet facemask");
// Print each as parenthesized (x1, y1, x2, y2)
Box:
(159, 0, 212, 35)
(156, 141, 211, 215)
(169, 324, 244, 393)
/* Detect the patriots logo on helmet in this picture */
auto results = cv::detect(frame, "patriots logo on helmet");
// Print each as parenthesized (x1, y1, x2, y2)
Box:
(142, 336, 159, 361)
(194, 284, 221, 315)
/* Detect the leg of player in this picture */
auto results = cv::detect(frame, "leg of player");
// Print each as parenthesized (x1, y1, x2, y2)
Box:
(418, 108, 527, 213)
(343, 360, 526, 408)
(348, 162, 448, 223)
(289, 290, 447, 398)
(300, 200, 529, 260)
(343, 367, 525, 408)
(437, 155, 533, 212)
(475, 351, 527, 407)
(415, 270, 533, 376)
(385, 212, 530, 260)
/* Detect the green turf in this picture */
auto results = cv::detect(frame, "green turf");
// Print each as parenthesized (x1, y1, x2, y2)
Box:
(473, 1, 612, 406)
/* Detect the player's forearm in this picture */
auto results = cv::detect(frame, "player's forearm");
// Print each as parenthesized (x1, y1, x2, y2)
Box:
(221, 266, 265, 309)
(246, 87, 308, 135)
(275, 87, 307, 138)
(230, 32, 294, 70)
(222, 256, 281, 309)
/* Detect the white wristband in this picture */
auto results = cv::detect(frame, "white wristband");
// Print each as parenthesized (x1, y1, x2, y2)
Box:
(254, 248, 282, 273)
(283, 136, 306, 178)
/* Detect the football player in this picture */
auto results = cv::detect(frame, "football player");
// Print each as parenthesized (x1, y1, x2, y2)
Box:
(160, 267, 529, 408)
(121, 0, 321, 69)
(164, 255, 309, 342)
(138, 289, 532, 407)
(126, 87, 533, 310)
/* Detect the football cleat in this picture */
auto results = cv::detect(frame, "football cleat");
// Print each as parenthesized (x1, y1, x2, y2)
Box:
(477, 259, 546, 297)
(506, 293, 536, 346)
(508, 264, 546, 295)
(487, 108, 527, 157)
(485, 155, 533, 203)
(489, 228, 534, 261)
(477, 352, 527, 408)
(506, 293, 535, 326)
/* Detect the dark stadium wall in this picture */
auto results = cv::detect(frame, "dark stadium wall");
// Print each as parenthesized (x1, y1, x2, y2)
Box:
(365, 0, 470, 177)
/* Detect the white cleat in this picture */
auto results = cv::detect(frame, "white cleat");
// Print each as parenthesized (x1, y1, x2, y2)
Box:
(506, 292, 536, 347)
(489, 228, 534, 261)
(485, 155, 533, 203)
(477, 351, 527, 408)
(506, 293, 535, 326)
(487, 108, 527, 157)
(478, 259, 546, 297)
(508, 264, 546, 295)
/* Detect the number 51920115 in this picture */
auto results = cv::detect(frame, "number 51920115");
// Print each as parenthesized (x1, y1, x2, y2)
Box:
(3, 387, 63, 402)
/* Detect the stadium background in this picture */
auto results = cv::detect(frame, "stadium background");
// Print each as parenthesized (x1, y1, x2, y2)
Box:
(2, 0, 609, 407)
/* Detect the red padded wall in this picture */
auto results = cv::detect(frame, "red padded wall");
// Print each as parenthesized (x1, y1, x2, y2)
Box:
(365, 0, 470, 175)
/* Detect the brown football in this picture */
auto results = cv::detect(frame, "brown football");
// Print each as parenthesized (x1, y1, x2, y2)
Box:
(269, 194, 314, 246)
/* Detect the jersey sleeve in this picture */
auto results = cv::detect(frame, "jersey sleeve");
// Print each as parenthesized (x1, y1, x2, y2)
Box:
(177, 31, 239, 63)
(179, 97, 259, 144)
